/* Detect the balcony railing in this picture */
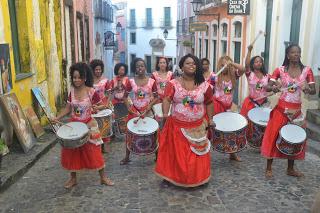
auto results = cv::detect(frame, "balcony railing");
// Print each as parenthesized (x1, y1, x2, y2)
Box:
(160, 18, 172, 28)
(128, 20, 136, 28)
(141, 19, 153, 28)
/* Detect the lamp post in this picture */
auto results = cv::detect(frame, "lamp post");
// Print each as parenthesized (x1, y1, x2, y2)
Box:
(116, 22, 122, 35)
(163, 29, 177, 41)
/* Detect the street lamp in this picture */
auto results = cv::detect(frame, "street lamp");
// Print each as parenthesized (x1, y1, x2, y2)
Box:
(116, 22, 122, 34)
(163, 29, 177, 40)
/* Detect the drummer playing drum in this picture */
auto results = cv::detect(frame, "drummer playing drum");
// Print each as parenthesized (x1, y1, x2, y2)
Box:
(52, 62, 114, 189)
(120, 58, 159, 165)
(261, 44, 316, 178)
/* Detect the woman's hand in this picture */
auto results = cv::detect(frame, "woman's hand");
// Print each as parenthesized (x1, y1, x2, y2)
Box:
(302, 85, 311, 94)
(272, 84, 281, 93)
(207, 121, 216, 130)
(50, 117, 60, 124)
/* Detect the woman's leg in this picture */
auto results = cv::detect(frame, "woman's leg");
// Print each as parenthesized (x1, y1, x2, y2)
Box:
(64, 172, 77, 189)
(120, 146, 131, 165)
(99, 168, 114, 186)
(265, 159, 273, 178)
(287, 159, 304, 177)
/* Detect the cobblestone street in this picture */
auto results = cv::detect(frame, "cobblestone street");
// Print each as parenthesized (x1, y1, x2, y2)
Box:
(0, 138, 320, 213)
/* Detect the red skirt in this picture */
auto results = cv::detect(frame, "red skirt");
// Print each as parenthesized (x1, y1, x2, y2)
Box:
(213, 98, 231, 115)
(240, 97, 255, 117)
(155, 116, 211, 187)
(61, 118, 105, 171)
(261, 100, 306, 160)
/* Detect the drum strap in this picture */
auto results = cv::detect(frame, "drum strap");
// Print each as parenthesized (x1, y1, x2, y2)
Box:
(249, 97, 267, 107)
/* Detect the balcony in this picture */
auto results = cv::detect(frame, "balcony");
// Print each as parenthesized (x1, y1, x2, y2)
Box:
(160, 18, 173, 29)
(94, 0, 113, 22)
(142, 19, 153, 29)
(128, 20, 136, 29)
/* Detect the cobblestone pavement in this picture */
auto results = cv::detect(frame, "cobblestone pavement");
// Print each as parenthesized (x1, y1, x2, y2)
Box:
(0, 138, 320, 213)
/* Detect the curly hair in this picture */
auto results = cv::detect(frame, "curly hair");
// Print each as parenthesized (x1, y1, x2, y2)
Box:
(131, 57, 146, 74)
(114, 63, 128, 76)
(179, 54, 205, 85)
(155, 57, 169, 71)
(249, 56, 267, 75)
(69, 62, 93, 87)
(201, 58, 210, 65)
(282, 44, 304, 69)
(90, 59, 104, 74)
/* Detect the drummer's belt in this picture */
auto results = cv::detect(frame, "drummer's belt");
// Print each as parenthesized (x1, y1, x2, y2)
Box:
(181, 119, 210, 155)
(249, 97, 268, 107)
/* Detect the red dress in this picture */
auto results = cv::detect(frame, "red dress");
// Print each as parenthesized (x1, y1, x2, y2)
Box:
(155, 79, 213, 187)
(110, 76, 129, 105)
(261, 66, 315, 160)
(61, 88, 105, 171)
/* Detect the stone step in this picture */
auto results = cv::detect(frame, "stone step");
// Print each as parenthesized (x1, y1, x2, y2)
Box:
(306, 109, 320, 126)
(306, 121, 320, 141)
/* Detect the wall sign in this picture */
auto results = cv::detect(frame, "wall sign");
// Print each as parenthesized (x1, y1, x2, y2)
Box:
(227, 0, 250, 15)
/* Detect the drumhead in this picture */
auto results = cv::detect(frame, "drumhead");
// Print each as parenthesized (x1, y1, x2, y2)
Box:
(152, 103, 171, 117)
(127, 117, 159, 135)
(57, 122, 89, 140)
(212, 112, 247, 132)
(248, 107, 272, 126)
(92, 109, 113, 117)
(280, 124, 306, 144)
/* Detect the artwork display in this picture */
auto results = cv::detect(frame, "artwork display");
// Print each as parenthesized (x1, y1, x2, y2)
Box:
(24, 107, 45, 138)
(0, 43, 13, 94)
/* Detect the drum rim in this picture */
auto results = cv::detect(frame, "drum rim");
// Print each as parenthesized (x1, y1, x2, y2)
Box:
(56, 122, 89, 140)
(92, 109, 113, 117)
(275, 142, 303, 156)
(212, 112, 248, 132)
(280, 124, 306, 144)
(58, 134, 89, 148)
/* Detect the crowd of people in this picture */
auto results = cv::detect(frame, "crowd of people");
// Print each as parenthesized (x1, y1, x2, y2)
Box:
(52, 43, 316, 189)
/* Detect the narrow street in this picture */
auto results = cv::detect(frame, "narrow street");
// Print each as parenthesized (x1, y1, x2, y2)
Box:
(0, 138, 319, 213)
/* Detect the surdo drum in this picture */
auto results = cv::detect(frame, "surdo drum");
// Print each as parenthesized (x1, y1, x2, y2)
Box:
(276, 124, 306, 156)
(92, 109, 113, 138)
(212, 112, 248, 153)
(247, 107, 271, 148)
(113, 103, 128, 137)
(56, 122, 89, 149)
(127, 117, 159, 155)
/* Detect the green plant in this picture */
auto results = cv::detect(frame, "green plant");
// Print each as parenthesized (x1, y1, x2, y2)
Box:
(0, 138, 7, 155)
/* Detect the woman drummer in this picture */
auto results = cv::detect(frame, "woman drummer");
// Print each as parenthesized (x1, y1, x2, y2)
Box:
(120, 58, 159, 165)
(109, 63, 129, 105)
(239, 45, 270, 143)
(151, 57, 174, 102)
(261, 44, 316, 178)
(53, 62, 114, 188)
(211, 56, 246, 161)
(201, 58, 215, 84)
(90, 59, 111, 153)
(155, 54, 215, 188)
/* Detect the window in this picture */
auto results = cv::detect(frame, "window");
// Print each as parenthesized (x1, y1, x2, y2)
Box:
(84, 16, 90, 62)
(212, 40, 217, 70)
(130, 9, 136, 27)
(120, 52, 125, 63)
(130, 32, 136, 44)
(76, 13, 84, 61)
(212, 24, 218, 37)
(205, 39, 209, 58)
(145, 55, 152, 73)
(199, 39, 202, 59)
(130, 54, 136, 73)
(234, 21, 242, 38)
(222, 23, 228, 37)
(221, 40, 227, 56)
(8, 0, 29, 76)
(146, 8, 152, 27)
(164, 7, 171, 27)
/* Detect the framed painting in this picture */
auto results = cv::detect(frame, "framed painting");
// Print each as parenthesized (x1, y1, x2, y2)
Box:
(0, 43, 13, 94)
(24, 107, 45, 138)
(0, 93, 36, 153)
(31, 87, 59, 132)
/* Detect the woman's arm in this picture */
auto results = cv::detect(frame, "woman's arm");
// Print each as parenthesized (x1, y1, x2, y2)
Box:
(230, 62, 246, 77)
(245, 45, 253, 69)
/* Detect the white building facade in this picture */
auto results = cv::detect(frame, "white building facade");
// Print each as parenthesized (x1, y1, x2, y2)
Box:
(126, 0, 177, 75)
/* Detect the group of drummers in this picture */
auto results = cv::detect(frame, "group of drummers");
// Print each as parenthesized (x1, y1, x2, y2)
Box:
(53, 43, 316, 189)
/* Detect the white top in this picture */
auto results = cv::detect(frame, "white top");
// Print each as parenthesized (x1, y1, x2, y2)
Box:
(280, 124, 306, 144)
(212, 112, 247, 132)
(57, 122, 89, 140)
(248, 107, 272, 126)
(127, 117, 159, 135)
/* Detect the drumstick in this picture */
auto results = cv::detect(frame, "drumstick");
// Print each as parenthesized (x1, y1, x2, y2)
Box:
(56, 121, 73, 129)
(215, 63, 229, 77)
(250, 30, 265, 46)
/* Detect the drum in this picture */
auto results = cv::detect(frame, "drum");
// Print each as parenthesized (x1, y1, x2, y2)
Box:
(113, 103, 128, 136)
(56, 122, 89, 149)
(276, 124, 306, 156)
(212, 112, 248, 154)
(247, 107, 271, 148)
(92, 109, 113, 138)
(152, 103, 171, 128)
(127, 117, 159, 155)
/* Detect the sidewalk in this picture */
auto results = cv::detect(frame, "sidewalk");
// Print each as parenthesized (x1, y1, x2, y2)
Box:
(0, 130, 57, 192)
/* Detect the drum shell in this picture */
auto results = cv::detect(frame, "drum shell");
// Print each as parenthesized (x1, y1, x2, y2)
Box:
(92, 111, 113, 138)
(126, 130, 158, 155)
(56, 122, 89, 149)
(113, 103, 128, 137)
(247, 121, 266, 148)
(58, 134, 89, 149)
(276, 125, 306, 156)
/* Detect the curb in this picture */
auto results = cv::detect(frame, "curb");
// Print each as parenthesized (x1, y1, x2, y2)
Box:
(0, 132, 57, 192)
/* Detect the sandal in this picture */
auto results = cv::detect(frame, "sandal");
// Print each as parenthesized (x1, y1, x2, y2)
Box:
(229, 154, 242, 162)
(287, 169, 304, 177)
(64, 179, 77, 189)
(101, 177, 114, 186)
(265, 170, 273, 178)
(120, 158, 131, 165)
